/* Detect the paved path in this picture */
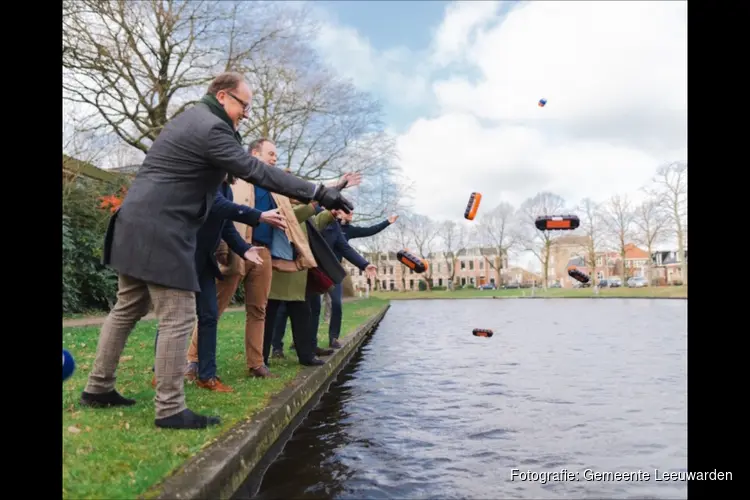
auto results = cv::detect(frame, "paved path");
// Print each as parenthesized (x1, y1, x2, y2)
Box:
(62, 297, 360, 328)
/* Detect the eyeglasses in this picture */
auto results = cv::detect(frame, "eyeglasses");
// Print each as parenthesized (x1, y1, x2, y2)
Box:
(227, 92, 251, 112)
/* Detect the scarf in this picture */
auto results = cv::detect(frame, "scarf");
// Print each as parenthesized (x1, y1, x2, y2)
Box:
(269, 192, 318, 272)
(200, 94, 242, 145)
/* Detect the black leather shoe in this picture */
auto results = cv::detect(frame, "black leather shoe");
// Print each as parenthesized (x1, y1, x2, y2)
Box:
(155, 408, 221, 429)
(300, 357, 325, 366)
(315, 347, 334, 356)
(80, 390, 136, 408)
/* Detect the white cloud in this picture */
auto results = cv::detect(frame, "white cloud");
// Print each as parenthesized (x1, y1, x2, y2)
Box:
(397, 0, 687, 225)
(312, 21, 431, 109)
(429, 0, 502, 66)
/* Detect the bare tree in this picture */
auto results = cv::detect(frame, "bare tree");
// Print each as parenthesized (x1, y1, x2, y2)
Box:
(405, 214, 439, 290)
(516, 192, 567, 287)
(601, 194, 636, 280)
(477, 202, 517, 285)
(652, 161, 688, 284)
(633, 194, 668, 283)
(63, 0, 402, 220)
(575, 198, 605, 286)
(63, 0, 312, 153)
(439, 220, 471, 291)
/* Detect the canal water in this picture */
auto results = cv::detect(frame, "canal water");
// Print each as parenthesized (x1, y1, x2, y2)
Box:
(239, 298, 687, 499)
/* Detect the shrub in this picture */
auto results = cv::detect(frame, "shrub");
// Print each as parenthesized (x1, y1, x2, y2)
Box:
(62, 176, 129, 314)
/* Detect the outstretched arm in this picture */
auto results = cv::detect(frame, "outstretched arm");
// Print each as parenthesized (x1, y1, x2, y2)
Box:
(211, 188, 262, 226)
(343, 219, 391, 240)
(333, 229, 369, 270)
(206, 122, 318, 202)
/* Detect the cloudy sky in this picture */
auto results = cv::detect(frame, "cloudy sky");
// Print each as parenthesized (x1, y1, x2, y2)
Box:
(311, 0, 687, 228)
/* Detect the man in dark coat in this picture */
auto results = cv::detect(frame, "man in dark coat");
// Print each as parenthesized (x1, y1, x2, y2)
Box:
(151, 176, 287, 392)
(80, 72, 352, 430)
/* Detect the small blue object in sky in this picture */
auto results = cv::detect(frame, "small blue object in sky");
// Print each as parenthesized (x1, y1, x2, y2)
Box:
(538, 98, 547, 107)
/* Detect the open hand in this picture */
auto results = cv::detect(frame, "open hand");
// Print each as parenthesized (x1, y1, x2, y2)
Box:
(336, 172, 362, 190)
(364, 264, 377, 279)
(260, 209, 287, 230)
(243, 247, 264, 266)
(388, 214, 399, 224)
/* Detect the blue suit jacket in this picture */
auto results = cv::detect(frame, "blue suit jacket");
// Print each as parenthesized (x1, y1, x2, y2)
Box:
(341, 219, 391, 241)
(317, 213, 370, 270)
(195, 181, 261, 280)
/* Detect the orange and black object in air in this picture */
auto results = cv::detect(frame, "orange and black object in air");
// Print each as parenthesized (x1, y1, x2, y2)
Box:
(567, 266, 590, 284)
(472, 328, 493, 338)
(464, 192, 482, 220)
(535, 214, 580, 231)
(396, 250, 427, 274)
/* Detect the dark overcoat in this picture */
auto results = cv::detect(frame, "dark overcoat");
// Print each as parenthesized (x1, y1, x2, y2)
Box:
(102, 101, 318, 292)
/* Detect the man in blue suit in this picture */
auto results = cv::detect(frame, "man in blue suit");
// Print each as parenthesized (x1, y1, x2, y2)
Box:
(153, 174, 286, 392)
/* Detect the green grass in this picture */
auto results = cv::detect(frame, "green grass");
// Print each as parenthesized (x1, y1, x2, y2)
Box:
(371, 285, 687, 300)
(62, 297, 388, 500)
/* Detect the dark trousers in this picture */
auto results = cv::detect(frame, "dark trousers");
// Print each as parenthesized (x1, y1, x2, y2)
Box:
(328, 282, 344, 340)
(308, 293, 322, 352)
(264, 299, 314, 365)
(154, 266, 219, 380)
(271, 301, 288, 351)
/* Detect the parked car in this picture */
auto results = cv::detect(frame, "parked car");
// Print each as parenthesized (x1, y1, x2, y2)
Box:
(503, 282, 520, 289)
(479, 283, 497, 290)
(627, 276, 648, 288)
(608, 278, 622, 287)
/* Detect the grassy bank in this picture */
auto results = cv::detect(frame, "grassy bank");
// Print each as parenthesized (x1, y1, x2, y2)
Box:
(62, 297, 388, 500)
(371, 285, 687, 300)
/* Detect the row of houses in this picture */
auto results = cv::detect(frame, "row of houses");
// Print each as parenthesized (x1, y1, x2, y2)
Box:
(344, 237, 687, 291)
(547, 235, 686, 287)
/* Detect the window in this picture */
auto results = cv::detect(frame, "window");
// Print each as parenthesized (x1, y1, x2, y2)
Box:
(469, 261, 474, 270)
(479, 260, 484, 270)
(389, 266, 394, 275)
(461, 261, 466, 270)
(438, 263, 442, 272)
(409, 279, 414, 289)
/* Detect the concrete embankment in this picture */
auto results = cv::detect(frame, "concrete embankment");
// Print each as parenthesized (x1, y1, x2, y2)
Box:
(142, 304, 391, 500)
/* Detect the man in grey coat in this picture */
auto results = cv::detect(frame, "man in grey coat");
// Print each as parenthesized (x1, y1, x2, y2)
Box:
(80, 72, 353, 430)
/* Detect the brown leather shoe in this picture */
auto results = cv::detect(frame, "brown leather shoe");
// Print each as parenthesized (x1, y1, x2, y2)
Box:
(271, 349, 285, 359)
(196, 377, 234, 392)
(329, 339, 342, 349)
(315, 347, 334, 356)
(250, 365, 279, 378)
